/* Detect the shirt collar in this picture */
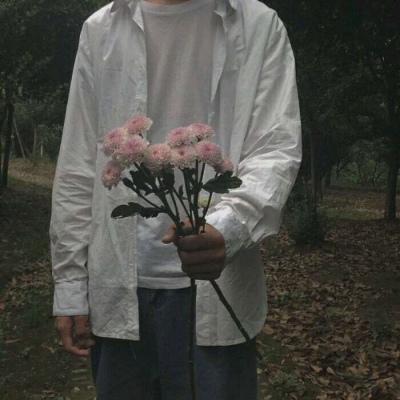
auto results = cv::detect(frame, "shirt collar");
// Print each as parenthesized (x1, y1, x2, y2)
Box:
(111, 0, 238, 13)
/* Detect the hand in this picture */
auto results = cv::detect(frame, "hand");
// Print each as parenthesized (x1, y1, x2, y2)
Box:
(162, 222, 226, 280)
(55, 315, 95, 356)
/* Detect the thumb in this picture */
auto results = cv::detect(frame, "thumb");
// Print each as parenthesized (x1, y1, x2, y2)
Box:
(162, 224, 178, 244)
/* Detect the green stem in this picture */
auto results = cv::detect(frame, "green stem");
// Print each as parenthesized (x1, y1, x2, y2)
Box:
(172, 186, 194, 230)
(201, 192, 213, 232)
(210, 280, 263, 361)
(188, 278, 197, 400)
(131, 185, 162, 210)
(193, 161, 200, 233)
(201, 172, 218, 231)
(199, 162, 206, 187)
(182, 168, 195, 228)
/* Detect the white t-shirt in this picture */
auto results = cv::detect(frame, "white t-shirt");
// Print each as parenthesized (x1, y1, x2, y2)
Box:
(137, 0, 217, 288)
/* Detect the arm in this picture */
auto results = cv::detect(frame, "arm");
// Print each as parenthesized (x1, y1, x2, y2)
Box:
(206, 18, 302, 264)
(163, 18, 301, 275)
(50, 22, 97, 353)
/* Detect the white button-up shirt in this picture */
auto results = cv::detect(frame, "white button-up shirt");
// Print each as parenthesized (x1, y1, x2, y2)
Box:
(50, 0, 302, 345)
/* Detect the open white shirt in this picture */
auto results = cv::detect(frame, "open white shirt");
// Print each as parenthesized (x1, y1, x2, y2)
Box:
(50, 0, 302, 345)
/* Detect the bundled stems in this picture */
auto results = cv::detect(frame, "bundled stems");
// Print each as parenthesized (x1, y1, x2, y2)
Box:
(188, 278, 197, 400)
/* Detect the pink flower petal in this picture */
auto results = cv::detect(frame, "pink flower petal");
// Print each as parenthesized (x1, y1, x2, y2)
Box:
(124, 115, 153, 136)
(195, 141, 222, 167)
(166, 127, 194, 147)
(170, 145, 197, 168)
(101, 160, 124, 190)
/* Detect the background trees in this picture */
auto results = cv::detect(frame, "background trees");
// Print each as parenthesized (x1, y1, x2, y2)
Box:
(263, 0, 399, 221)
(1, 0, 398, 220)
(0, 0, 105, 190)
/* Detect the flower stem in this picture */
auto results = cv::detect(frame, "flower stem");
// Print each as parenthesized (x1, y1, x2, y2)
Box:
(201, 173, 218, 231)
(172, 186, 194, 230)
(210, 280, 263, 361)
(193, 161, 201, 232)
(188, 278, 197, 400)
(130, 185, 162, 210)
(182, 168, 195, 225)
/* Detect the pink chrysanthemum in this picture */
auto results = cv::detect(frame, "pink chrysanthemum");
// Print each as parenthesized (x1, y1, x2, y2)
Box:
(101, 160, 124, 190)
(103, 128, 128, 157)
(195, 141, 223, 167)
(165, 127, 194, 147)
(188, 123, 215, 141)
(170, 145, 197, 168)
(123, 115, 153, 136)
(143, 143, 172, 174)
(214, 157, 234, 173)
(112, 136, 149, 167)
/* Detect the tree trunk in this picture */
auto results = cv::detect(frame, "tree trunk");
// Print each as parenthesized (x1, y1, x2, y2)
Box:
(0, 106, 8, 192)
(384, 63, 399, 220)
(310, 126, 320, 204)
(325, 167, 332, 188)
(13, 118, 26, 159)
(384, 150, 399, 220)
(32, 124, 37, 164)
(2, 104, 14, 189)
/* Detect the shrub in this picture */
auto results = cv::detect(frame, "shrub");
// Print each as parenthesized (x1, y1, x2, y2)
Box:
(286, 196, 327, 245)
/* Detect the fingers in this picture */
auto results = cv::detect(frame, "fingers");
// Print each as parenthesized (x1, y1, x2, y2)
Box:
(181, 263, 222, 281)
(55, 316, 94, 357)
(161, 224, 178, 244)
(177, 225, 224, 252)
(178, 247, 225, 266)
(73, 316, 95, 353)
(163, 222, 226, 280)
(162, 220, 193, 244)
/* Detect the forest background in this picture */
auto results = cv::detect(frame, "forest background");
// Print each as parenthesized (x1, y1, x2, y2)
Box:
(0, 0, 399, 218)
(0, 0, 399, 399)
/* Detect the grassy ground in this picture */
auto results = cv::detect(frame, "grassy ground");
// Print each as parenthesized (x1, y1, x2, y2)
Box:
(0, 159, 399, 399)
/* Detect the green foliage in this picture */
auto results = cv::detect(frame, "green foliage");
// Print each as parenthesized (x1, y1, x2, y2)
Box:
(286, 195, 327, 245)
(111, 202, 164, 220)
(0, 0, 107, 99)
(338, 140, 388, 188)
(38, 124, 63, 161)
(12, 95, 65, 160)
(203, 171, 242, 194)
(263, 0, 399, 218)
(110, 163, 241, 241)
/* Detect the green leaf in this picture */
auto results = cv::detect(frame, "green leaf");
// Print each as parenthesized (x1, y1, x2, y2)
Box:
(203, 172, 242, 194)
(139, 207, 164, 218)
(122, 178, 135, 191)
(112, 203, 165, 219)
(162, 171, 175, 190)
(111, 202, 143, 219)
(130, 170, 153, 195)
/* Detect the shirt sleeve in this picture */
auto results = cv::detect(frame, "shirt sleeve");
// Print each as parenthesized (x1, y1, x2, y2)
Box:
(50, 22, 97, 316)
(206, 19, 302, 264)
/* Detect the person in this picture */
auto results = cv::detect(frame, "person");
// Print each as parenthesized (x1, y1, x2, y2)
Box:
(50, 0, 302, 398)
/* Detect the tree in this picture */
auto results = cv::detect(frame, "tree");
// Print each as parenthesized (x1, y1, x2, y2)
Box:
(0, 0, 107, 189)
(264, 0, 399, 219)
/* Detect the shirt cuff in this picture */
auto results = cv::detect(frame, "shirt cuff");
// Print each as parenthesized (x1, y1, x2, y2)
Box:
(53, 281, 89, 316)
(206, 207, 253, 265)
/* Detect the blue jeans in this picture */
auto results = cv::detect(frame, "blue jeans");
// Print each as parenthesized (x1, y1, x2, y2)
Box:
(91, 287, 257, 400)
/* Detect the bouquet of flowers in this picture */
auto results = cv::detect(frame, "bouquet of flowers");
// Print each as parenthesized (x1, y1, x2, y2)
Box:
(101, 115, 259, 398)
(101, 115, 241, 233)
